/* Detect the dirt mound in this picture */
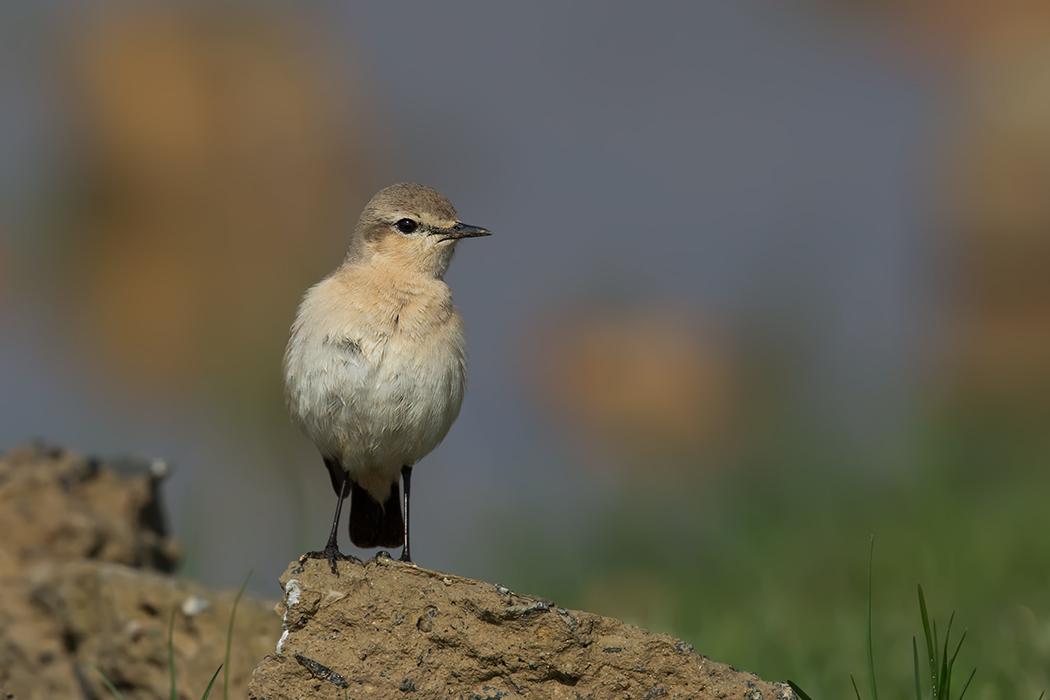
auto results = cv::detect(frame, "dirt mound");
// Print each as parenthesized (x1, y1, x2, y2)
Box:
(249, 557, 795, 700)
(0, 442, 792, 699)
(0, 443, 281, 700)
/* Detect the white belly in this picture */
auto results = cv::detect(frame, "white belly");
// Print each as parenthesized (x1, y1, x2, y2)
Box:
(285, 323, 466, 499)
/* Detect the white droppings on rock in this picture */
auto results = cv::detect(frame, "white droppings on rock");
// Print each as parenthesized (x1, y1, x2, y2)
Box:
(275, 629, 290, 655)
(180, 595, 211, 617)
(275, 578, 303, 655)
(285, 579, 302, 607)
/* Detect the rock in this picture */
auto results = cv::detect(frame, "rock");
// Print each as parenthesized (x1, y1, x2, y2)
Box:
(0, 443, 282, 700)
(0, 442, 179, 577)
(249, 557, 795, 700)
(31, 560, 280, 700)
(0, 441, 792, 699)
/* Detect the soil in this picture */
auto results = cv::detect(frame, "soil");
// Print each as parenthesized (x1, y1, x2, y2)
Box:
(0, 442, 794, 700)
(0, 443, 281, 700)
(248, 557, 796, 700)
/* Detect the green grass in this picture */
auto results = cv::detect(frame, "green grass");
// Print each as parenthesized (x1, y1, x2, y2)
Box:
(224, 570, 252, 700)
(786, 547, 978, 700)
(491, 410, 1050, 699)
(91, 571, 251, 700)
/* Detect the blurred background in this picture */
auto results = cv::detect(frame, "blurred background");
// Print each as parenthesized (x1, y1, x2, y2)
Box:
(1, 1, 1048, 697)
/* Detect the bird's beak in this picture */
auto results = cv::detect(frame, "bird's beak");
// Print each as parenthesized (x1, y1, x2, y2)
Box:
(434, 222, 492, 242)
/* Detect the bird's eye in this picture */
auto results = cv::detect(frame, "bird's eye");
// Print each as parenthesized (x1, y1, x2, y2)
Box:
(396, 218, 418, 234)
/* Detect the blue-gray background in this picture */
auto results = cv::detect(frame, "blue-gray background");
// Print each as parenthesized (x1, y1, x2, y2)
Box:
(4, 7, 1048, 694)
(0, 1, 934, 580)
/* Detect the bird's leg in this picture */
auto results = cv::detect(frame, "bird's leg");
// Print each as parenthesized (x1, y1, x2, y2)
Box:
(399, 465, 413, 563)
(301, 471, 359, 574)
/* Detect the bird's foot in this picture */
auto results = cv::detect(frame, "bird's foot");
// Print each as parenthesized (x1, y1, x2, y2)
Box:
(300, 544, 360, 575)
(371, 550, 413, 564)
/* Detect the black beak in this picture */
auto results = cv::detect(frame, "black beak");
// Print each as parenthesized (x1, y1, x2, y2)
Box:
(434, 222, 492, 242)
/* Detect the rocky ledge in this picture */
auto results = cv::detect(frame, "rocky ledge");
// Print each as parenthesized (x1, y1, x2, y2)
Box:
(249, 557, 795, 700)
(0, 443, 281, 700)
(0, 442, 794, 700)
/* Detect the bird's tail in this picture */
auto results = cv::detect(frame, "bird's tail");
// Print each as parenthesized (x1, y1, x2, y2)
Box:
(348, 480, 404, 549)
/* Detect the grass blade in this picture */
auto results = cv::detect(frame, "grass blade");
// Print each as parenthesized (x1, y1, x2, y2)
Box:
(201, 663, 223, 700)
(947, 628, 966, 669)
(913, 637, 922, 700)
(939, 612, 954, 700)
(90, 661, 129, 700)
(945, 628, 967, 700)
(786, 680, 815, 700)
(224, 570, 253, 700)
(933, 621, 943, 698)
(918, 585, 936, 698)
(957, 667, 975, 700)
(865, 538, 878, 700)
(168, 609, 177, 700)
(851, 673, 863, 700)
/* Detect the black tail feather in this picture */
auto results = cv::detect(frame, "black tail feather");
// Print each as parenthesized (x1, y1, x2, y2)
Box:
(348, 480, 404, 549)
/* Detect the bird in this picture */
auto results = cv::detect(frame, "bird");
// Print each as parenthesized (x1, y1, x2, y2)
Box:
(283, 183, 490, 571)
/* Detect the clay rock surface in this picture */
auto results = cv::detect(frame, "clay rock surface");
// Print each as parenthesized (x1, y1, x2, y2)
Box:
(0, 442, 179, 575)
(0, 443, 281, 700)
(250, 558, 796, 700)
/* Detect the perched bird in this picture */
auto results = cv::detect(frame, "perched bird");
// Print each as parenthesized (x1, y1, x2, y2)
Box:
(283, 183, 490, 570)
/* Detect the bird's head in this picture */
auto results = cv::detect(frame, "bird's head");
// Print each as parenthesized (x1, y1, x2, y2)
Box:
(346, 183, 491, 278)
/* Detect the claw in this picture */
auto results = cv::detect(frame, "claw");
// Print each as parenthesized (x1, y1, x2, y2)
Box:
(301, 544, 359, 575)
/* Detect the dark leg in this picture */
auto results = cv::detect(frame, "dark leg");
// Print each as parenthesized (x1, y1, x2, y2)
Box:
(301, 471, 359, 574)
(399, 465, 413, 563)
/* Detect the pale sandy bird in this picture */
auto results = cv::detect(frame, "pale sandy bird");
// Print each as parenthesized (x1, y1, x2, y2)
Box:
(283, 183, 490, 569)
